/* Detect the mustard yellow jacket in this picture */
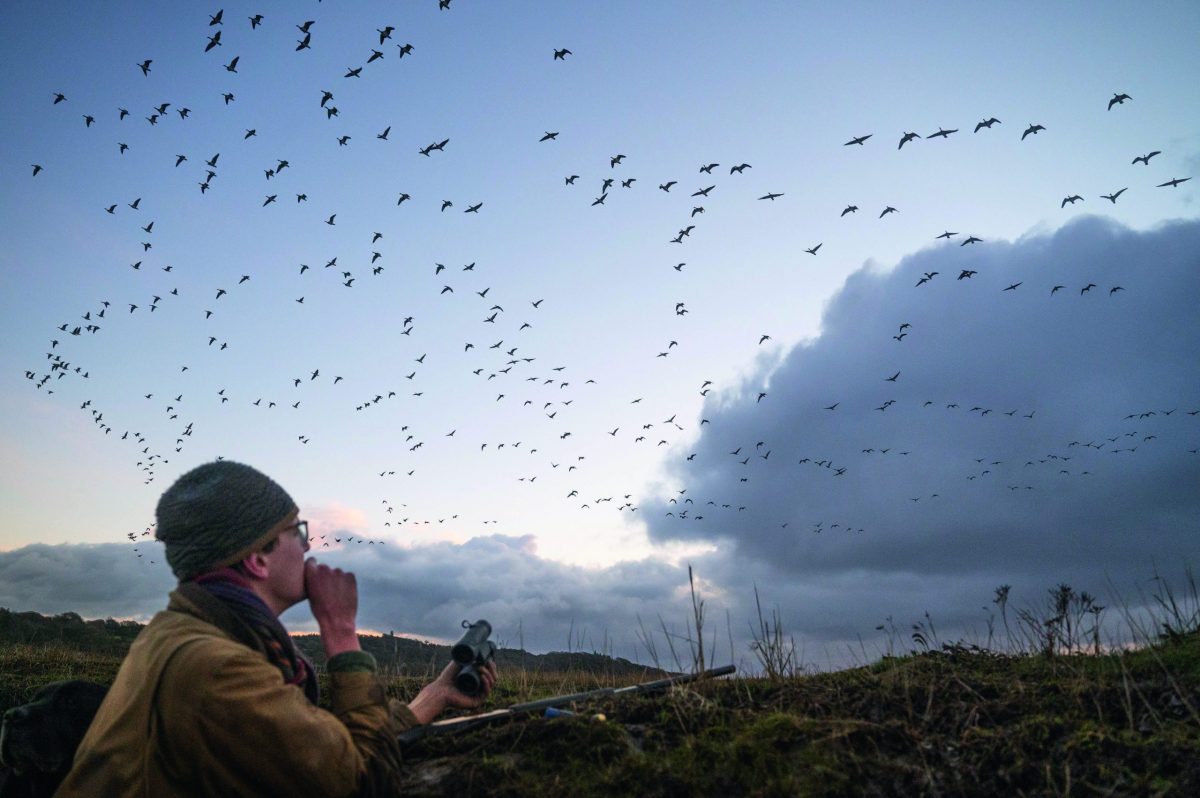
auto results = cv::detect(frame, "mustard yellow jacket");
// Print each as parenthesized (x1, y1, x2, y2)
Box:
(55, 589, 418, 797)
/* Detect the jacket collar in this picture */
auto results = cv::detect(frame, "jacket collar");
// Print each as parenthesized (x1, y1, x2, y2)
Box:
(168, 583, 276, 662)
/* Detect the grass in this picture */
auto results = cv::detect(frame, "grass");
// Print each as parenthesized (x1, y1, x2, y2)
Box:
(3, 569, 1199, 795)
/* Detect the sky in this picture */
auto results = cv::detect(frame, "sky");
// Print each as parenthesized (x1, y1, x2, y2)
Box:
(1, 1, 1198, 671)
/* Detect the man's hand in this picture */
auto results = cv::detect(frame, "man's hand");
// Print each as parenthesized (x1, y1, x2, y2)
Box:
(408, 660, 499, 725)
(305, 558, 360, 657)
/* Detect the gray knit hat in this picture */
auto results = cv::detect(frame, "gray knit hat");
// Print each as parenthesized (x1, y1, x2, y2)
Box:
(155, 460, 298, 581)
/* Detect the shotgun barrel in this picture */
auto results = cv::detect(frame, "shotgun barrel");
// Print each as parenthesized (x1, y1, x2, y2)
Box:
(398, 664, 736, 747)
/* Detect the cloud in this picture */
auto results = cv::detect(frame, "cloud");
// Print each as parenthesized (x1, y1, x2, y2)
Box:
(637, 215, 1200, 656)
(0, 536, 694, 661)
(0, 543, 176, 620)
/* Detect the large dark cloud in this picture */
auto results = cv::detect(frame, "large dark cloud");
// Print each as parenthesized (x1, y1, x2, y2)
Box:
(4, 217, 1197, 671)
(641, 215, 1200, 655)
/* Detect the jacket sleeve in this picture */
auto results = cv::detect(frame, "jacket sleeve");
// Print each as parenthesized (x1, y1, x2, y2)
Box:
(161, 642, 407, 797)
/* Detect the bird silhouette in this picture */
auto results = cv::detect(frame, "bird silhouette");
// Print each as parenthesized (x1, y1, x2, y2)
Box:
(844, 134, 872, 146)
(1107, 92, 1131, 110)
(1021, 123, 1045, 140)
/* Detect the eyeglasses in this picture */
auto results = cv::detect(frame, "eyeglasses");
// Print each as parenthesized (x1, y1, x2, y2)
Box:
(283, 520, 309, 546)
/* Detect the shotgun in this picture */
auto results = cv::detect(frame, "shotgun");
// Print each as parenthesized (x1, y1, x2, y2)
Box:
(397, 664, 736, 747)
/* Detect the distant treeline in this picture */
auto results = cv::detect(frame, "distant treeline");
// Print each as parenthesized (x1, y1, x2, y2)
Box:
(0, 608, 659, 678)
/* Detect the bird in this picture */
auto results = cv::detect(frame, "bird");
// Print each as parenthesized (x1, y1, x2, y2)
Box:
(345, 67, 363, 78)
(659, 181, 676, 192)
(960, 236, 982, 246)
(249, 14, 263, 28)
(885, 371, 900, 382)
(758, 334, 771, 344)
(296, 33, 311, 51)
(1003, 282, 1022, 291)
(441, 200, 453, 212)
(957, 269, 977, 280)
(898, 132, 919, 149)
(205, 31, 222, 52)
(610, 154, 626, 168)
(325, 214, 336, 225)
(804, 244, 822, 255)
(1132, 151, 1161, 166)
(377, 126, 391, 140)
(540, 131, 558, 141)
(1107, 92, 1131, 110)
(1100, 188, 1127, 203)
(844, 134, 871, 146)
(974, 117, 1001, 132)
(758, 192, 784, 201)
(936, 231, 958, 239)
(840, 205, 858, 216)
(553, 48, 571, 60)
(31, 164, 43, 176)
(926, 127, 957, 139)
(1061, 194, 1083, 208)
(879, 206, 897, 217)
(138, 59, 152, 75)
(1157, 177, 1191, 188)
(730, 163, 751, 173)
(1021, 123, 1045, 140)
(209, 9, 223, 25)
(224, 55, 239, 73)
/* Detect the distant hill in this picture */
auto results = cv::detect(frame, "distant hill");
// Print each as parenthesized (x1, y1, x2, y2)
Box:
(0, 607, 659, 679)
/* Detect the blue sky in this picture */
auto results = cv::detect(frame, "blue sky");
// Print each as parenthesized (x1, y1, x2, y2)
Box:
(1, 1, 1198, 667)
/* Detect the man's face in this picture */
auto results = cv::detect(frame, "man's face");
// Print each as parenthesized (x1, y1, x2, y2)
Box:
(264, 521, 310, 611)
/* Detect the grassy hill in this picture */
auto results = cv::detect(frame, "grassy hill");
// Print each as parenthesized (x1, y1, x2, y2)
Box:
(3, 596, 1199, 795)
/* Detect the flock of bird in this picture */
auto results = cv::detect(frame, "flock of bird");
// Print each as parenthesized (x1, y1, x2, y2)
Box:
(16, 6, 1197, 565)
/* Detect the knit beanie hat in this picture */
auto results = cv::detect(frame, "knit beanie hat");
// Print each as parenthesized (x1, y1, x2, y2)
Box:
(156, 460, 298, 581)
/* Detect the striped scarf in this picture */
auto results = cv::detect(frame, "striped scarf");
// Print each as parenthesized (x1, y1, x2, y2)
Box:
(179, 567, 320, 705)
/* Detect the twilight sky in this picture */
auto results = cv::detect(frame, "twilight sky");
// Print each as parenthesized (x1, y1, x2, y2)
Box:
(1, 1, 1197, 670)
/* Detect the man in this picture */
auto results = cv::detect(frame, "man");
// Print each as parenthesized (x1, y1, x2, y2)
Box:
(56, 460, 496, 797)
